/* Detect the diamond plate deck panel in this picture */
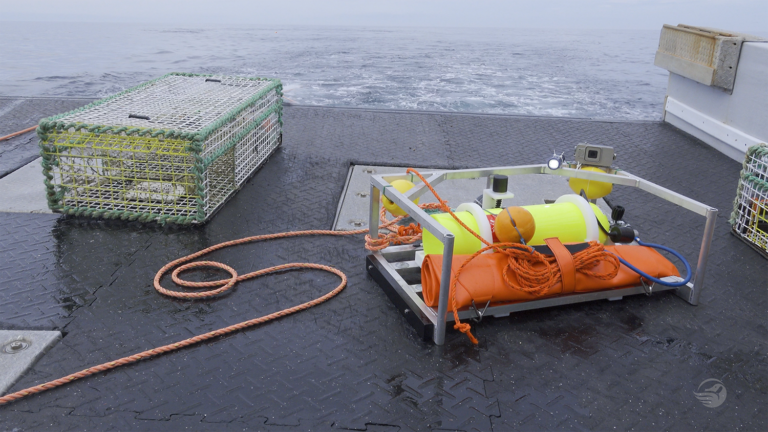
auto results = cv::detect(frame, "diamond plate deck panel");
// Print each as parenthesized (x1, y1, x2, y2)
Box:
(0, 97, 93, 178)
(0, 102, 765, 431)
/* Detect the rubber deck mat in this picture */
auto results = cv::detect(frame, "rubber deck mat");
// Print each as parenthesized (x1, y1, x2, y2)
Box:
(0, 103, 765, 431)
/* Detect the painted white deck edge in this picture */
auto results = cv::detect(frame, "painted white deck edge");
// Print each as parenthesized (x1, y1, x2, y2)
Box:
(0, 158, 51, 214)
(665, 96, 764, 162)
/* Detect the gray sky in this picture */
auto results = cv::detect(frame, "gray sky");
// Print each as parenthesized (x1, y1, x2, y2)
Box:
(1, 0, 766, 32)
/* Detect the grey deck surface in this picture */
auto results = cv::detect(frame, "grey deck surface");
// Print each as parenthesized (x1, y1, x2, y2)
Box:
(0, 97, 765, 431)
(0, 97, 95, 179)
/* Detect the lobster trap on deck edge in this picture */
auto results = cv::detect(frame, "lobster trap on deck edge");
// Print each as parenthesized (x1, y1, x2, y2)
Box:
(37, 72, 283, 225)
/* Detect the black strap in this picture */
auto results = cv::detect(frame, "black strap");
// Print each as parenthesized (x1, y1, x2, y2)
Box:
(532, 242, 591, 256)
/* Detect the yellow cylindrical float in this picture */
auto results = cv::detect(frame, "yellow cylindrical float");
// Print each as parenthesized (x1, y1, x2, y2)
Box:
(422, 194, 610, 255)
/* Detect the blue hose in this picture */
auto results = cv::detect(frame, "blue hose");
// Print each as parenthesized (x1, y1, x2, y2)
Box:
(614, 238, 692, 287)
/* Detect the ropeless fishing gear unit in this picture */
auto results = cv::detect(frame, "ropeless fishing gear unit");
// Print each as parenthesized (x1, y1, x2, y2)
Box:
(366, 144, 717, 345)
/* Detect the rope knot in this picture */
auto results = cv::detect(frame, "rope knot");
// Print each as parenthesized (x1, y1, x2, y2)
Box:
(454, 322, 478, 345)
(396, 223, 421, 237)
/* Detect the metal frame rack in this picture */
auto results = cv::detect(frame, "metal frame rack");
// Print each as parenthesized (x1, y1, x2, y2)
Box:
(365, 165, 718, 345)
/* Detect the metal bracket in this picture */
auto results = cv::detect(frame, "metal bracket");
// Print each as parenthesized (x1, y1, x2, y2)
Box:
(580, 189, 588, 200)
(470, 300, 492, 322)
(640, 278, 654, 296)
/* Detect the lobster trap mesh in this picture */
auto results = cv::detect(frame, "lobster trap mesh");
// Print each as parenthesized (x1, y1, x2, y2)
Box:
(730, 143, 768, 258)
(38, 73, 282, 225)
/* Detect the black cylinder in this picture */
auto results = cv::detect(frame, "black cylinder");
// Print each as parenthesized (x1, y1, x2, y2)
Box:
(492, 175, 508, 193)
(611, 205, 625, 222)
(609, 225, 635, 243)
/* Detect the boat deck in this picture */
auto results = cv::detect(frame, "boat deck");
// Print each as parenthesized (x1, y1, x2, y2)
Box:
(0, 97, 765, 431)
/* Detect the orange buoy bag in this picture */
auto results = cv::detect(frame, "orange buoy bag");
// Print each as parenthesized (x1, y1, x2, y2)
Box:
(421, 242, 681, 310)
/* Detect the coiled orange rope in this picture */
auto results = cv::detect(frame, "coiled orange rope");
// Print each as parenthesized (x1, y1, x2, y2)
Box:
(364, 202, 443, 251)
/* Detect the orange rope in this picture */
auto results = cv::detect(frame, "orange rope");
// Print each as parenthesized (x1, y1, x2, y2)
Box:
(0, 178, 439, 406)
(364, 203, 443, 251)
(0, 125, 37, 142)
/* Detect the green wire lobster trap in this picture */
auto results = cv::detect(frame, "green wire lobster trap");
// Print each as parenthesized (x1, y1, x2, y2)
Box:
(37, 72, 283, 225)
(730, 143, 768, 258)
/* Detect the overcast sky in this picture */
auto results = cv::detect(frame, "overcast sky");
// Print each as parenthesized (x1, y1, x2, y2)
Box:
(1, 0, 766, 32)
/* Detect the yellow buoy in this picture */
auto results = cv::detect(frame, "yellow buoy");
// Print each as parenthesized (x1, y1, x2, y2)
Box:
(569, 166, 613, 199)
(382, 180, 419, 216)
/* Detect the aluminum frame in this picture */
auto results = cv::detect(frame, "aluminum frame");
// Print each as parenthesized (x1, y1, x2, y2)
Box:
(367, 164, 718, 345)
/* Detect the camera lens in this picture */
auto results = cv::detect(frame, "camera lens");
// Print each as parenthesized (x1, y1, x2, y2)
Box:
(587, 149, 599, 159)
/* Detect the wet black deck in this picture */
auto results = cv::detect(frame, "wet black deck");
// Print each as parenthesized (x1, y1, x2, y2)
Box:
(0, 97, 765, 431)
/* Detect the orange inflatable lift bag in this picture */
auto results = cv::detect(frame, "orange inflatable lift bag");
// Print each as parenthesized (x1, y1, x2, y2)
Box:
(421, 238, 681, 310)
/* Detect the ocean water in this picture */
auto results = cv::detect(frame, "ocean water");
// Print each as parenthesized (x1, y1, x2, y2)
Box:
(0, 23, 672, 120)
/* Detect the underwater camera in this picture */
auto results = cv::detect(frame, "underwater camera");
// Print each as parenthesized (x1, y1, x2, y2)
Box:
(574, 143, 616, 168)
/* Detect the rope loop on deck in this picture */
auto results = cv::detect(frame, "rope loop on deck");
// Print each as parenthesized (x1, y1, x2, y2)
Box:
(0, 162, 439, 406)
(0, 228, 374, 406)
